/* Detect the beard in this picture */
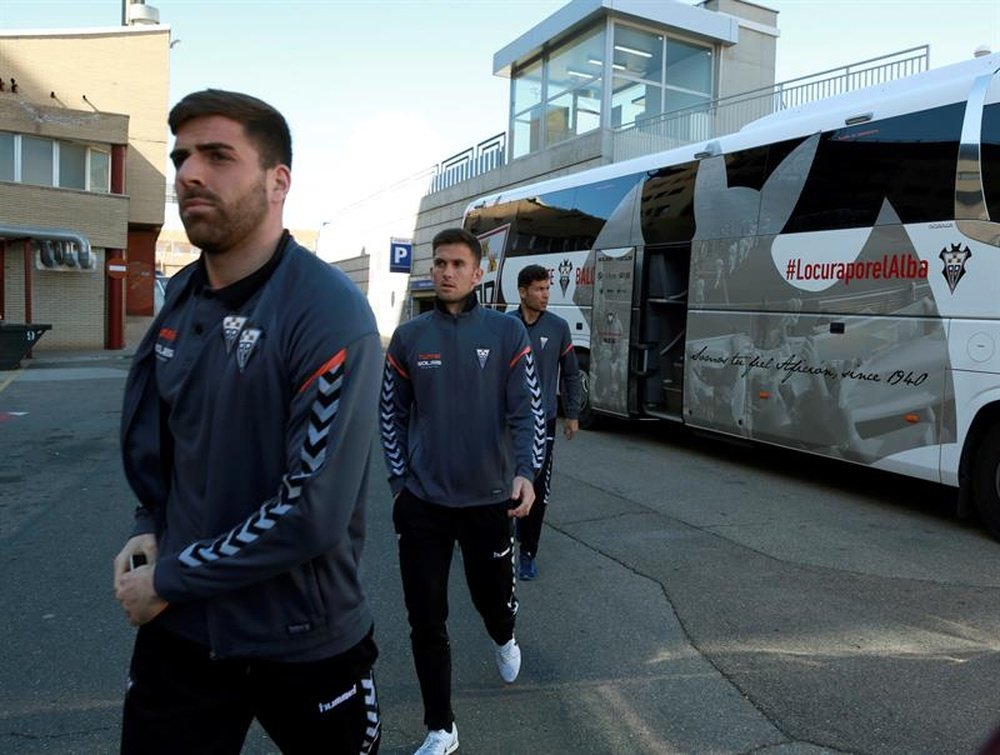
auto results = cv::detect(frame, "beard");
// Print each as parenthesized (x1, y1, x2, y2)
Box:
(180, 175, 269, 255)
(523, 299, 546, 313)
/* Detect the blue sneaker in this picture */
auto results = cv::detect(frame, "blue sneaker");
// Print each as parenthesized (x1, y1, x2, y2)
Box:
(518, 553, 537, 581)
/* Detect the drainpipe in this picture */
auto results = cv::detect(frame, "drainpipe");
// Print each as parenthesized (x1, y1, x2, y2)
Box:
(106, 145, 128, 350)
(0, 240, 5, 318)
(106, 249, 126, 349)
(22, 241, 32, 325)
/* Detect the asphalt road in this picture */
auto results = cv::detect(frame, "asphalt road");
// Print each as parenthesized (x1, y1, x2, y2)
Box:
(2, 353, 999, 754)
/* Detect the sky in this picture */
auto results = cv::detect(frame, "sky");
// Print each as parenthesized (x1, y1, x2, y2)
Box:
(2, 0, 999, 231)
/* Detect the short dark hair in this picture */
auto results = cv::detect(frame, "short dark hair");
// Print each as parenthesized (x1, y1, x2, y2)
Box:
(518, 264, 550, 289)
(168, 89, 292, 169)
(431, 228, 482, 265)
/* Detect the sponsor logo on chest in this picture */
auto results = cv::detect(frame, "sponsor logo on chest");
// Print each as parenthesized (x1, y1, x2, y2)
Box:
(153, 315, 264, 370)
(154, 327, 177, 361)
(415, 348, 494, 370)
(417, 352, 442, 369)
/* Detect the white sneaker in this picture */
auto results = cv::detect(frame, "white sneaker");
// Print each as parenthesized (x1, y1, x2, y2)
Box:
(494, 637, 521, 683)
(414, 723, 458, 755)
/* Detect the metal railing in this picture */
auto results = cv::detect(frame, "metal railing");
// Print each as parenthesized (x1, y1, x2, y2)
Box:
(427, 133, 506, 194)
(612, 45, 929, 161)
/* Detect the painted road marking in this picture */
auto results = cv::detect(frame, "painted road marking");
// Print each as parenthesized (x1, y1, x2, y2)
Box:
(0, 368, 23, 394)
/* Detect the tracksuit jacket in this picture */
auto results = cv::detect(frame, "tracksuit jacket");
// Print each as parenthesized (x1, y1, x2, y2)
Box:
(120, 234, 381, 661)
(381, 295, 546, 506)
(511, 309, 582, 422)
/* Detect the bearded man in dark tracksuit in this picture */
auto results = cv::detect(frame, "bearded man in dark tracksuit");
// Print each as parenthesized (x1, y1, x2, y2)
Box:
(510, 264, 583, 581)
(113, 90, 382, 754)
(381, 227, 545, 755)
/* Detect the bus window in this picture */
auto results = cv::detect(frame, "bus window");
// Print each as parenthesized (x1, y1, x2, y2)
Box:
(784, 103, 964, 233)
(466, 205, 516, 240)
(512, 175, 644, 258)
(640, 162, 697, 244)
(982, 102, 1000, 223)
(573, 174, 644, 222)
(512, 189, 588, 257)
(687, 145, 770, 242)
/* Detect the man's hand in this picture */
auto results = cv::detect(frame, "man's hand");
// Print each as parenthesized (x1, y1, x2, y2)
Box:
(563, 418, 579, 440)
(113, 533, 159, 585)
(113, 534, 167, 626)
(508, 475, 535, 518)
(115, 563, 168, 626)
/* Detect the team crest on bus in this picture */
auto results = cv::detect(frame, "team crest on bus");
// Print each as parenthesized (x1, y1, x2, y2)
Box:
(939, 243, 971, 293)
(558, 258, 573, 296)
(236, 327, 262, 372)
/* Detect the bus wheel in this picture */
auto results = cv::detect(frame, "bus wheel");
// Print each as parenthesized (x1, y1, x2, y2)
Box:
(578, 364, 597, 430)
(972, 424, 1000, 540)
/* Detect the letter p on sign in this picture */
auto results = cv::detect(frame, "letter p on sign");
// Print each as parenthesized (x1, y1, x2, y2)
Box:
(389, 239, 412, 273)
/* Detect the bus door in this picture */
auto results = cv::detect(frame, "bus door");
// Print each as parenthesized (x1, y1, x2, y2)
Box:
(590, 246, 635, 418)
(635, 242, 691, 420)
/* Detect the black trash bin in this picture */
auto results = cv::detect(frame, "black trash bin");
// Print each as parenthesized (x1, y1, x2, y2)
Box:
(0, 323, 52, 370)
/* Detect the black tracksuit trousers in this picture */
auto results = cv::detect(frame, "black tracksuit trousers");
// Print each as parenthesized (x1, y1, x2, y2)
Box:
(393, 488, 517, 731)
(517, 418, 556, 558)
(120, 623, 380, 754)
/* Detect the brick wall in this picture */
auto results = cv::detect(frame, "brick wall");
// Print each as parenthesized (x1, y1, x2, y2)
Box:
(0, 27, 170, 226)
(0, 26, 170, 351)
(3, 241, 108, 349)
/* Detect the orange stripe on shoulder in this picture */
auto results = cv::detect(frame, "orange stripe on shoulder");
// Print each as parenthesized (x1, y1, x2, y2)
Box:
(298, 348, 346, 395)
(388, 353, 410, 379)
(509, 345, 531, 368)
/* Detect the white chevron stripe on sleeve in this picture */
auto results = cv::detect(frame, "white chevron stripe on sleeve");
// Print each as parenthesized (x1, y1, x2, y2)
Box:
(524, 351, 547, 470)
(379, 361, 407, 478)
(176, 352, 348, 569)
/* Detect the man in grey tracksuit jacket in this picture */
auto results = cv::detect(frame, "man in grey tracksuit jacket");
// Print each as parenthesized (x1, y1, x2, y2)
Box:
(380, 227, 545, 751)
(119, 232, 382, 752)
(121, 232, 380, 660)
(510, 263, 583, 581)
(382, 296, 544, 506)
(114, 90, 382, 755)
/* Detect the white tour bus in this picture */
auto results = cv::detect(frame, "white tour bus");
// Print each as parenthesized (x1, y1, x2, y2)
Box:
(463, 52, 1000, 538)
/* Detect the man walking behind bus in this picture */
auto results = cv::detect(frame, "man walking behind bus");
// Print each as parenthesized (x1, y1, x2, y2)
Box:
(381, 228, 545, 754)
(511, 264, 582, 581)
(113, 90, 382, 754)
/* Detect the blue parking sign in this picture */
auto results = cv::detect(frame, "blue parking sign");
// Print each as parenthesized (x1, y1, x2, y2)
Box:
(390, 238, 412, 273)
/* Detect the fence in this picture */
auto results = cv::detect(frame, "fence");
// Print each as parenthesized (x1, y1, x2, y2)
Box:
(427, 133, 506, 194)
